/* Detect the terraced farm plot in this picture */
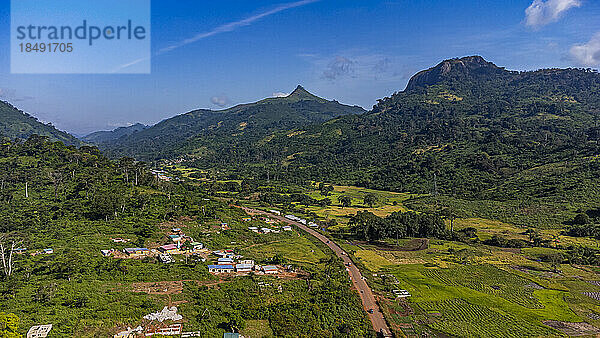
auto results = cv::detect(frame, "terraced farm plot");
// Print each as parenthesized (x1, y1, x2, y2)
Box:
(423, 265, 544, 309)
(418, 299, 557, 337)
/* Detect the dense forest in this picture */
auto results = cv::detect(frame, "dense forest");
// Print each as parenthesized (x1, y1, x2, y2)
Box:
(0, 101, 81, 146)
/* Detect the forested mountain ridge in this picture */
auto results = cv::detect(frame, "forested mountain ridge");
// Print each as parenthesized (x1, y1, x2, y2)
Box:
(0, 100, 81, 146)
(102, 86, 366, 160)
(82, 123, 148, 144)
(172, 56, 600, 204)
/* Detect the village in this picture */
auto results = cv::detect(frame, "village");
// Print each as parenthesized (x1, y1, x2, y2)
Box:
(17, 210, 317, 338)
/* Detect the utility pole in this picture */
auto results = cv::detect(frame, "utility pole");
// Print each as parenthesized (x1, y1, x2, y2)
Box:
(25, 182, 28, 198)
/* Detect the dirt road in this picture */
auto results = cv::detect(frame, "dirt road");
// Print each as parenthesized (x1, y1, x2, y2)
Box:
(241, 207, 392, 337)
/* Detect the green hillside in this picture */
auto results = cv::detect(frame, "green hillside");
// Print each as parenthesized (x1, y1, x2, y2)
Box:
(103, 85, 366, 160)
(0, 100, 81, 146)
(82, 123, 148, 144)
(172, 57, 599, 202)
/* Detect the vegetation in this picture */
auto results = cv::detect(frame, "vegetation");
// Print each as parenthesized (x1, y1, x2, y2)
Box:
(0, 137, 373, 336)
(0, 101, 81, 146)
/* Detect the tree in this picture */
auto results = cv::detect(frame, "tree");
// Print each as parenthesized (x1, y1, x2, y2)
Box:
(573, 213, 590, 225)
(339, 196, 352, 209)
(0, 312, 19, 338)
(0, 235, 21, 278)
(363, 193, 377, 208)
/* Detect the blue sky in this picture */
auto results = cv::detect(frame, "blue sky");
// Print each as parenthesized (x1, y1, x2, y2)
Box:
(0, 0, 599, 135)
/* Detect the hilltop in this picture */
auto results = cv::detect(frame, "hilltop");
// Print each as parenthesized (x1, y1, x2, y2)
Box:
(0, 100, 81, 146)
(101, 85, 365, 160)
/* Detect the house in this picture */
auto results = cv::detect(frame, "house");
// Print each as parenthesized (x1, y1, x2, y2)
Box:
(299, 219, 307, 225)
(168, 234, 183, 242)
(262, 265, 278, 274)
(218, 257, 234, 265)
(13, 248, 27, 254)
(239, 259, 254, 266)
(242, 217, 252, 222)
(308, 222, 318, 227)
(236, 263, 253, 272)
(208, 265, 234, 273)
(100, 249, 112, 257)
(223, 333, 241, 338)
(123, 248, 149, 256)
(145, 324, 182, 336)
(172, 227, 182, 232)
(282, 226, 292, 231)
(393, 289, 411, 298)
(248, 227, 259, 233)
(112, 238, 129, 243)
(27, 324, 52, 338)
(260, 227, 271, 234)
(159, 244, 179, 253)
(265, 218, 277, 224)
(269, 210, 281, 215)
(42, 248, 53, 254)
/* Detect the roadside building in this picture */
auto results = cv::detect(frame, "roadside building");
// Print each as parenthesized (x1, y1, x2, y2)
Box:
(100, 249, 112, 257)
(239, 259, 254, 266)
(282, 226, 292, 231)
(262, 265, 278, 274)
(248, 227, 259, 233)
(123, 248, 149, 256)
(242, 217, 252, 222)
(27, 324, 52, 338)
(269, 210, 281, 215)
(208, 265, 234, 273)
(13, 248, 27, 254)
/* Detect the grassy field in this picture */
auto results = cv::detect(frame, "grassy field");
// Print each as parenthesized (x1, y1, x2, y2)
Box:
(241, 235, 328, 264)
(304, 184, 418, 227)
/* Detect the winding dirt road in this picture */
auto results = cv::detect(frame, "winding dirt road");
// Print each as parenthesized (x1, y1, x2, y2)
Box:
(241, 207, 392, 337)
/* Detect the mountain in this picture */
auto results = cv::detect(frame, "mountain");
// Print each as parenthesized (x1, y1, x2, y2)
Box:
(0, 100, 81, 146)
(103, 85, 366, 160)
(82, 123, 148, 144)
(158, 56, 600, 204)
(405, 56, 508, 90)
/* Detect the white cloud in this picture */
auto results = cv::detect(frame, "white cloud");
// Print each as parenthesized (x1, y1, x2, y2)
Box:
(115, 0, 320, 71)
(211, 95, 231, 108)
(525, 0, 581, 28)
(570, 32, 600, 66)
(272, 92, 289, 98)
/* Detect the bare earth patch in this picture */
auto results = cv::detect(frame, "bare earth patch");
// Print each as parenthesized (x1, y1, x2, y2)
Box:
(543, 321, 600, 336)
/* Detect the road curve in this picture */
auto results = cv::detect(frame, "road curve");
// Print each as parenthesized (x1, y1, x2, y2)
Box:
(241, 207, 392, 337)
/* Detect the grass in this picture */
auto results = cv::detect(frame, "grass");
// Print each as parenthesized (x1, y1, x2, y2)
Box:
(304, 184, 419, 227)
(242, 236, 327, 264)
(242, 320, 275, 338)
(354, 250, 395, 271)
